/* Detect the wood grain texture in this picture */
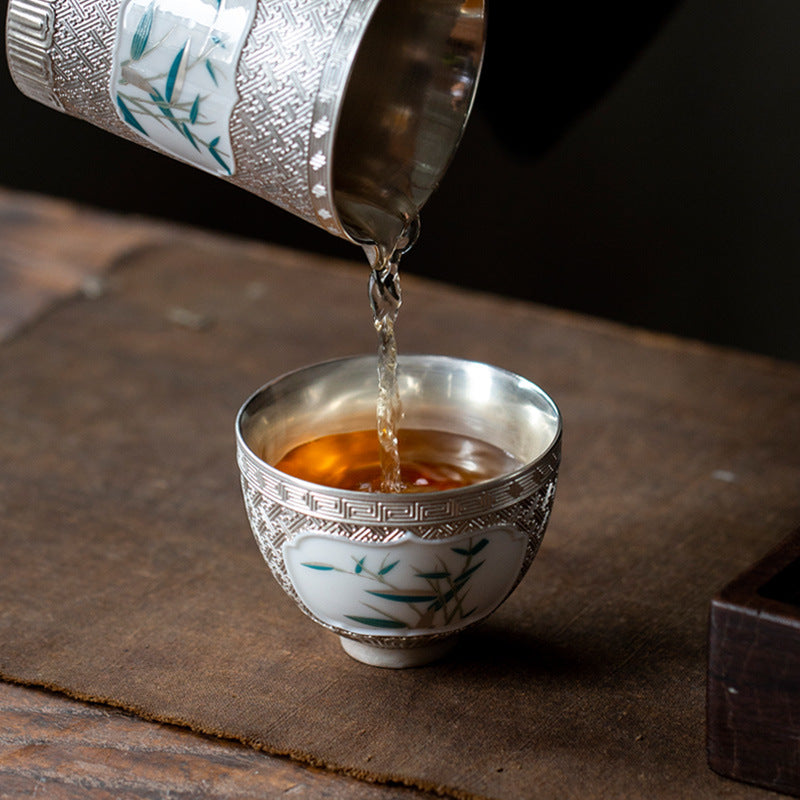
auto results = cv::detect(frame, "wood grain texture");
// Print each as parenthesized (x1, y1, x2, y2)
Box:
(1, 189, 799, 800)
(0, 189, 447, 800)
(0, 680, 431, 800)
(0, 188, 176, 343)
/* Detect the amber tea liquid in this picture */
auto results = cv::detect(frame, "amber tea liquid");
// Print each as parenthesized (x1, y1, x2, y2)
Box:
(273, 428, 520, 494)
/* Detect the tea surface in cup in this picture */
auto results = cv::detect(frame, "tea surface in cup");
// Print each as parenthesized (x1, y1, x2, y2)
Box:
(272, 428, 521, 493)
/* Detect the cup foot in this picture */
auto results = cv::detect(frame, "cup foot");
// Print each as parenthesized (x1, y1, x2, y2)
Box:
(339, 636, 455, 668)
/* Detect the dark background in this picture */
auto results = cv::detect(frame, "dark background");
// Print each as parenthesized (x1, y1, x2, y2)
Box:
(2, 0, 799, 361)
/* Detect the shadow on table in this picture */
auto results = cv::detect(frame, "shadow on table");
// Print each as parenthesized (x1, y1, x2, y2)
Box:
(453, 609, 704, 690)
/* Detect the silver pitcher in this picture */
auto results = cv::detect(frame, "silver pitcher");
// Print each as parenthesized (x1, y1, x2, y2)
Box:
(6, 0, 486, 246)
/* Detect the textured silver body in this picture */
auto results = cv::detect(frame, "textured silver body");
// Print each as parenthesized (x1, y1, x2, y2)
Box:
(236, 355, 562, 651)
(6, 0, 63, 111)
(6, 0, 380, 237)
(6, 0, 484, 242)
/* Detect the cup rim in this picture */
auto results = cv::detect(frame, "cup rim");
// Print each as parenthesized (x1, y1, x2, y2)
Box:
(235, 353, 562, 506)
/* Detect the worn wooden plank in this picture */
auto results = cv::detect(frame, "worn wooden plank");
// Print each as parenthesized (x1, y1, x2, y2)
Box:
(0, 189, 435, 800)
(0, 681, 431, 800)
(1, 188, 799, 800)
(0, 188, 176, 343)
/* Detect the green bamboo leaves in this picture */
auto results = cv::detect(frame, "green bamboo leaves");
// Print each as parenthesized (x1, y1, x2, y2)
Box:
(116, 95, 148, 136)
(148, 87, 179, 129)
(114, 2, 234, 175)
(207, 136, 231, 174)
(205, 60, 218, 86)
(345, 616, 407, 629)
(189, 95, 200, 125)
(302, 537, 490, 631)
(165, 40, 190, 103)
(181, 124, 199, 151)
(366, 590, 439, 603)
(452, 538, 489, 557)
(130, 1, 154, 61)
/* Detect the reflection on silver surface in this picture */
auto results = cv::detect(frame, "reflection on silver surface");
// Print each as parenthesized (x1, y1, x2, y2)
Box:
(235, 355, 562, 653)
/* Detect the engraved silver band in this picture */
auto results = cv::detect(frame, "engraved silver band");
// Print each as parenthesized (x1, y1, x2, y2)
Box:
(236, 438, 562, 534)
(6, 0, 62, 111)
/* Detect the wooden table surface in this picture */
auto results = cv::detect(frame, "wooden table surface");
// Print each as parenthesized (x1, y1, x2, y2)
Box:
(0, 188, 434, 800)
(0, 187, 798, 800)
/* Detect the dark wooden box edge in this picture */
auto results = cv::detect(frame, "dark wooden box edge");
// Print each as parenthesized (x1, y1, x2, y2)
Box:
(707, 527, 800, 797)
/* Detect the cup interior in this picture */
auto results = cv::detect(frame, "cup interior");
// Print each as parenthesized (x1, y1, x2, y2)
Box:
(237, 355, 560, 481)
(333, 0, 486, 245)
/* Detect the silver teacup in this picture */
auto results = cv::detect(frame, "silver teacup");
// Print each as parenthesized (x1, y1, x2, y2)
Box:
(236, 355, 562, 668)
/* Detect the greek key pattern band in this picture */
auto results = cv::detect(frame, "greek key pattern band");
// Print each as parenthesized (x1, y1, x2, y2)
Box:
(237, 438, 562, 530)
(239, 462, 559, 648)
